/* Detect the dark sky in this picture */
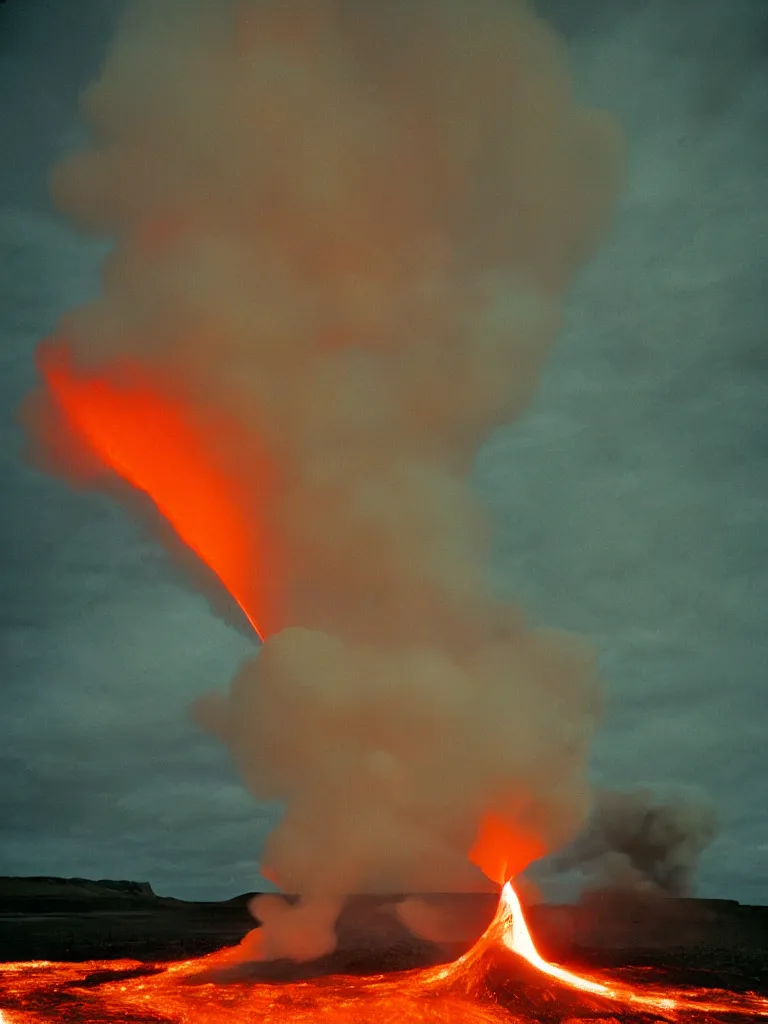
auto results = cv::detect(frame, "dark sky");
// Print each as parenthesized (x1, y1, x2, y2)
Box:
(1, 0, 766, 903)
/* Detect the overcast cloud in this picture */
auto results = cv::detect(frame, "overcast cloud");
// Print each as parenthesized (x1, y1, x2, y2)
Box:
(0, 0, 766, 903)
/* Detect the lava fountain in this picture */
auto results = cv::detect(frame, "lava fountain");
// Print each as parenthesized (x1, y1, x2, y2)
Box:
(2, 883, 768, 1023)
(11, 0, 765, 1022)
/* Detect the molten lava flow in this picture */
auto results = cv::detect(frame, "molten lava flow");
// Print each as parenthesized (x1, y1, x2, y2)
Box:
(35, 341, 274, 639)
(500, 882, 612, 996)
(2, 883, 768, 1024)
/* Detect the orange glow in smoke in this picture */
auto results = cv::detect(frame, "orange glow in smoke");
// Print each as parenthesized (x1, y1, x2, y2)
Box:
(36, 341, 274, 640)
(470, 814, 547, 887)
(36, 343, 553, 890)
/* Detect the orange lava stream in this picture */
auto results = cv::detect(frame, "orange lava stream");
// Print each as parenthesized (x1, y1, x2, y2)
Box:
(497, 882, 768, 1018)
(2, 884, 768, 1024)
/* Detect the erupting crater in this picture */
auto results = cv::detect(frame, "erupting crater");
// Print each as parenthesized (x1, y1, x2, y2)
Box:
(2, 882, 767, 1024)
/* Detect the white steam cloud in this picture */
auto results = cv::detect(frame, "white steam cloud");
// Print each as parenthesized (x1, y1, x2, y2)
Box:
(35, 0, 624, 960)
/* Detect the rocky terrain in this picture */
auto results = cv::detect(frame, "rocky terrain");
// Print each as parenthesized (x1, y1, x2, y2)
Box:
(1, 875, 766, 992)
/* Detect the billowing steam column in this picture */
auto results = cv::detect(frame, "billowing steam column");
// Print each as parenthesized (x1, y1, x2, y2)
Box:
(24, 0, 624, 961)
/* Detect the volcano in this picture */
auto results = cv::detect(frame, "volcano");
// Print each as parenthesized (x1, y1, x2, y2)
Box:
(14, 1, 765, 1021)
(2, 880, 767, 1024)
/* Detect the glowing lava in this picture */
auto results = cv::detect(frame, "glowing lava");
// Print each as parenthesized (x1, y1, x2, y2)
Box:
(2, 882, 768, 1023)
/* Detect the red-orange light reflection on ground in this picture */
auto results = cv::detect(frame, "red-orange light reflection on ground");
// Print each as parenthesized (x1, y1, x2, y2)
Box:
(2, 883, 768, 1024)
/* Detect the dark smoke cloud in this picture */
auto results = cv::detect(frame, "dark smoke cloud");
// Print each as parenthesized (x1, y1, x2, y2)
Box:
(553, 786, 719, 897)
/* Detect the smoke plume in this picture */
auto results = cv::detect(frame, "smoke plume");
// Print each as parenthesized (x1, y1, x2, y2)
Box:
(554, 786, 719, 897)
(26, 0, 624, 960)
